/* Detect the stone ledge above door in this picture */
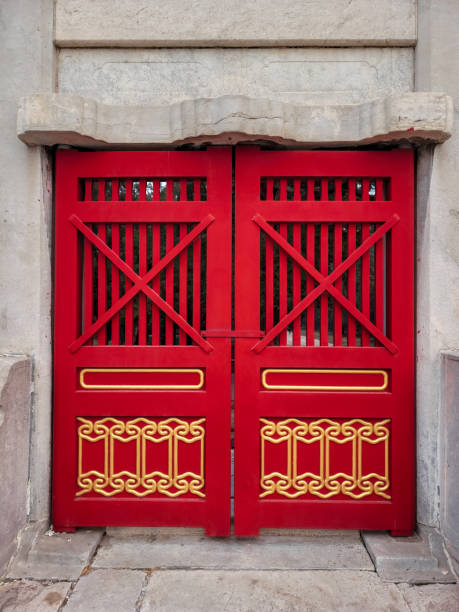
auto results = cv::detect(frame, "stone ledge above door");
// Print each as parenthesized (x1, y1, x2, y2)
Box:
(17, 92, 452, 148)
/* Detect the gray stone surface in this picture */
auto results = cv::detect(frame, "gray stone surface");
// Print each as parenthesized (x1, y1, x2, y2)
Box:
(93, 532, 372, 571)
(63, 569, 146, 612)
(0, 0, 55, 526)
(362, 526, 456, 584)
(398, 583, 459, 611)
(17, 92, 453, 148)
(0, 580, 71, 612)
(58, 47, 413, 106)
(8, 529, 104, 581)
(55, 0, 416, 47)
(440, 351, 459, 566)
(0, 356, 32, 576)
(415, 0, 459, 531)
(140, 570, 410, 611)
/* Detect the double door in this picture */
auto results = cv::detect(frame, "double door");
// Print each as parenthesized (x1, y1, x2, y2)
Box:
(53, 147, 414, 536)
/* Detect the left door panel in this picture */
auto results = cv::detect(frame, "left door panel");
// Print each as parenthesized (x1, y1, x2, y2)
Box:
(53, 150, 232, 535)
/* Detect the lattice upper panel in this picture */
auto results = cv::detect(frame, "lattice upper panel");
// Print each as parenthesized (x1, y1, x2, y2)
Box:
(79, 177, 207, 202)
(260, 177, 391, 202)
(259, 220, 391, 349)
(77, 221, 207, 347)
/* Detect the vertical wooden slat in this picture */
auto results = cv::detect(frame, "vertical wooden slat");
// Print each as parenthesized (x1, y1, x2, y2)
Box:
(292, 223, 301, 345)
(279, 223, 287, 345)
(165, 224, 174, 344)
(193, 179, 201, 202)
(375, 228, 385, 337)
(334, 223, 343, 346)
(361, 223, 371, 345)
(111, 224, 120, 344)
(153, 179, 160, 201)
(321, 178, 328, 202)
(347, 223, 357, 345)
(179, 224, 188, 344)
(138, 223, 147, 345)
(97, 225, 106, 345)
(320, 223, 329, 346)
(111, 179, 119, 202)
(192, 230, 201, 335)
(266, 178, 274, 201)
(280, 179, 287, 201)
(349, 178, 356, 202)
(306, 223, 315, 345)
(125, 180, 133, 202)
(84, 179, 92, 202)
(124, 224, 134, 344)
(138, 179, 146, 202)
(83, 235, 93, 341)
(98, 180, 105, 202)
(376, 178, 384, 201)
(167, 180, 174, 202)
(152, 224, 161, 344)
(293, 178, 301, 202)
(266, 235, 273, 334)
(335, 178, 342, 202)
(180, 179, 187, 202)
(308, 178, 315, 201)
(362, 178, 370, 202)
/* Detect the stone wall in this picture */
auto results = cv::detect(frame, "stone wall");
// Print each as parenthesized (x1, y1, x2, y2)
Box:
(1, 0, 458, 564)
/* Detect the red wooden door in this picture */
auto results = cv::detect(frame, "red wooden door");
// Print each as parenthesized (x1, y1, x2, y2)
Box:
(234, 148, 414, 536)
(53, 149, 232, 536)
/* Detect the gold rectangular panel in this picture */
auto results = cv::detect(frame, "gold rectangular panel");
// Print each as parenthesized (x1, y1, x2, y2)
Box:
(79, 368, 204, 390)
(261, 368, 388, 391)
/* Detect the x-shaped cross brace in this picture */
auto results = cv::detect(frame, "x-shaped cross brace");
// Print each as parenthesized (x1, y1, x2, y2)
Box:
(68, 214, 215, 353)
(252, 213, 400, 354)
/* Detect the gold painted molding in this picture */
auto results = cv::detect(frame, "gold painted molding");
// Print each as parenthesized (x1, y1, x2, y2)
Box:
(261, 368, 388, 391)
(79, 368, 204, 390)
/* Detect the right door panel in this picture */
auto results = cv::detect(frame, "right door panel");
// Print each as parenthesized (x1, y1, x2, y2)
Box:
(234, 147, 414, 536)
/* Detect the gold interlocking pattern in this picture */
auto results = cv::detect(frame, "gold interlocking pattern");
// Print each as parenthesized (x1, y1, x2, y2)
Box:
(260, 418, 390, 500)
(77, 417, 205, 498)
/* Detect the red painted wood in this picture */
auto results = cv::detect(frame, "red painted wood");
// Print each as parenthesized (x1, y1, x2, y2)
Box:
(54, 149, 232, 535)
(234, 147, 414, 536)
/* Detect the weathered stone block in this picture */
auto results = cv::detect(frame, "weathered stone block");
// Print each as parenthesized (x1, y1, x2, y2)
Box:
(55, 0, 416, 47)
(58, 48, 413, 107)
(0, 355, 32, 576)
(7, 529, 104, 581)
(441, 351, 459, 565)
(17, 92, 453, 148)
(93, 532, 373, 571)
(64, 569, 145, 612)
(362, 526, 456, 583)
(0, 580, 71, 611)
(140, 569, 410, 611)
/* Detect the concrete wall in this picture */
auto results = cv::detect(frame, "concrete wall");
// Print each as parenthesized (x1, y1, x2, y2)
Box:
(415, 0, 459, 529)
(0, 0, 55, 546)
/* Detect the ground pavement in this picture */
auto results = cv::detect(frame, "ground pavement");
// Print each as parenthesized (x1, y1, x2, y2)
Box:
(0, 527, 458, 611)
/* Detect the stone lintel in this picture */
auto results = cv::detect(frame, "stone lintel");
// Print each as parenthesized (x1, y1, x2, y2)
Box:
(17, 93, 453, 149)
(55, 0, 416, 48)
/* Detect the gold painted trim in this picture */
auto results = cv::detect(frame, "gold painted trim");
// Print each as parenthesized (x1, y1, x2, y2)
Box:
(260, 417, 391, 500)
(79, 368, 204, 390)
(261, 369, 388, 391)
(77, 417, 206, 498)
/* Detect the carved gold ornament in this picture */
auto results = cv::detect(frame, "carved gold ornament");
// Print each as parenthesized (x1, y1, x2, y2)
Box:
(260, 418, 390, 500)
(77, 417, 205, 498)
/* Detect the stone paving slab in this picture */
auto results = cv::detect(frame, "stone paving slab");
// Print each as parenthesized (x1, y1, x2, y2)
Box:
(93, 533, 373, 571)
(398, 583, 459, 611)
(62, 569, 146, 612)
(7, 529, 104, 581)
(0, 579, 71, 611)
(139, 569, 409, 611)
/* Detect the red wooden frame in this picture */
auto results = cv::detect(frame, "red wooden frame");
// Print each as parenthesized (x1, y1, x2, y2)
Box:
(234, 148, 414, 536)
(53, 150, 232, 535)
